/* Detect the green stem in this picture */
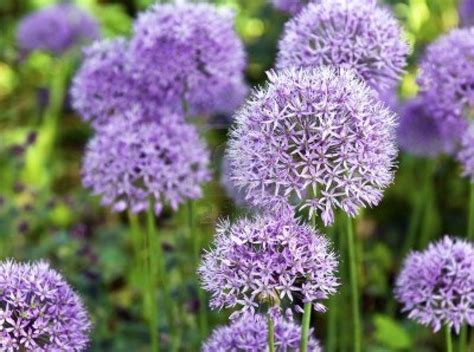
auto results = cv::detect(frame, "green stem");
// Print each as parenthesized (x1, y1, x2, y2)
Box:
(459, 326, 467, 352)
(268, 314, 276, 352)
(419, 160, 437, 249)
(128, 211, 143, 292)
(300, 302, 312, 352)
(468, 182, 474, 241)
(146, 205, 159, 352)
(446, 326, 453, 352)
(347, 216, 361, 352)
(189, 201, 208, 339)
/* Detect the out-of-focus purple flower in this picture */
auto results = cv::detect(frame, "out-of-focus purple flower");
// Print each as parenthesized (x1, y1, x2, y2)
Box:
(82, 108, 211, 214)
(276, 0, 408, 91)
(203, 312, 321, 351)
(17, 4, 99, 55)
(198, 211, 339, 315)
(418, 28, 474, 146)
(458, 123, 474, 181)
(397, 96, 450, 157)
(459, 0, 474, 26)
(270, 0, 319, 14)
(129, 2, 246, 116)
(395, 236, 474, 333)
(228, 67, 398, 226)
(220, 156, 248, 207)
(0, 260, 91, 351)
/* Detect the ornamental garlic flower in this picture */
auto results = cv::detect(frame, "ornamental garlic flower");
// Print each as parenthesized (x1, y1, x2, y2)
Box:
(395, 236, 474, 333)
(276, 0, 408, 90)
(397, 97, 449, 157)
(198, 211, 339, 315)
(457, 123, 474, 181)
(203, 313, 321, 352)
(82, 108, 210, 214)
(418, 28, 474, 143)
(0, 260, 91, 351)
(270, 0, 319, 15)
(228, 67, 398, 225)
(459, 0, 474, 26)
(17, 4, 99, 55)
(130, 2, 246, 116)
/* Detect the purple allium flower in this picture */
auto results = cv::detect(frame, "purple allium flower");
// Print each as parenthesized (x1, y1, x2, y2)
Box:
(459, 0, 474, 26)
(270, 0, 319, 15)
(198, 211, 339, 315)
(276, 0, 409, 91)
(0, 260, 91, 351)
(395, 236, 474, 333)
(82, 108, 211, 214)
(418, 28, 474, 145)
(129, 2, 246, 116)
(203, 312, 321, 352)
(457, 123, 474, 181)
(228, 67, 398, 225)
(220, 156, 248, 207)
(397, 97, 449, 157)
(16, 4, 99, 55)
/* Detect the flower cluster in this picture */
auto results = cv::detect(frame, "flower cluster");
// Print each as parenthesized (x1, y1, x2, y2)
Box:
(0, 260, 91, 351)
(198, 211, 339, 315)
(459, 0, 474, 26)
(397, 97, 448, 157)
(17, 3, 99, 55)
(228, 67, 397, 225)
(418, 28, 474, 146)
(276, 0, 408, 90)
(203, 312, 321, 351)
(129, 2, 246, 116)
(395, 236, 474, 333)
(270, 0, 318, 14)
(82, 108, 211, 215)
(457, 123, 474, 181)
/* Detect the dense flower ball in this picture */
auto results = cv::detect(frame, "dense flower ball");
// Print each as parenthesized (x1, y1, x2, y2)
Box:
(203, 313, 321, 352)
(397, 97, 448, 157)
(270, 0, 319, 14)
(276, 0, 408, 90)
(17, 4, 99, 55)
(0, 260, 91, 351)
(395, 236, 474, 333)
(457, 123, 474, 181)
(129, 2, 246, 116)
(199, 211, 339, 314)
(228, 67, 398, 225)
(82, 108, 211, 214)
(459, 0, 474, 26)
(418, 28, 474, 144)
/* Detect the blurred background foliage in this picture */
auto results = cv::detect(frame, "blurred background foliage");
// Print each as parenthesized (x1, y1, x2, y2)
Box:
(0, 0, 470, 351)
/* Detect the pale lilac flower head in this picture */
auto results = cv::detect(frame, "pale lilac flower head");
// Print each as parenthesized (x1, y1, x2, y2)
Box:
(418, 28, 474, 143)
(130, 2, 246, 116)
(203, 312, 321, 352)
(276, 0, 409, 90)
(459, 0, 474, 26)
(270, 0, 319, 15)
(198, 211, 339, 315)
(397, 96, 449, 157)
(17, 4, 99, 55)
(0, 260, 91, 351)
(228, 67, 398, 226)
(82, 108, 211, 214)
(395, 236, 474, 333)
(457, 123, 474, 181)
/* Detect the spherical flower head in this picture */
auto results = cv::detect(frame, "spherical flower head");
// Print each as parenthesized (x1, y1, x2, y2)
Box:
(228, 67, 398, 226)
(459, 0, 474, 27)
(0, 260, 91, 351)
(129, 2, 246, 116)
(82, 108, 211, 214)
(397, 96, 450, 157)
(457, 123, 474, 181)
(16, 4, 99, 55)
(198, 211, 339, 315)
(270, 0, 319, 15)
(276, 0, 409, 91)
(395, 236, 474, 333)
(203, 312, 321, 352)
(418, 28, 474, 137)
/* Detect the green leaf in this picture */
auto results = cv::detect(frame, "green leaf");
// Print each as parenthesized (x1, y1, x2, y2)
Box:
(373, 315, 412, 350)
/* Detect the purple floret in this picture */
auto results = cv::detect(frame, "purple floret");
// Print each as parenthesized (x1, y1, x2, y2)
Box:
(276, 0, 408, 91)
(17, 4, 99, 55)
(198, 210, 339, 315)
(228, 67, 398, 225)
(459, 0, 474, 26)
(457, 123, 474, 181)
(0, 260, 91, 351)
(395, 236, 474, 333)
(270, 0, 319, 14)
(81, 107, 211, 215)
